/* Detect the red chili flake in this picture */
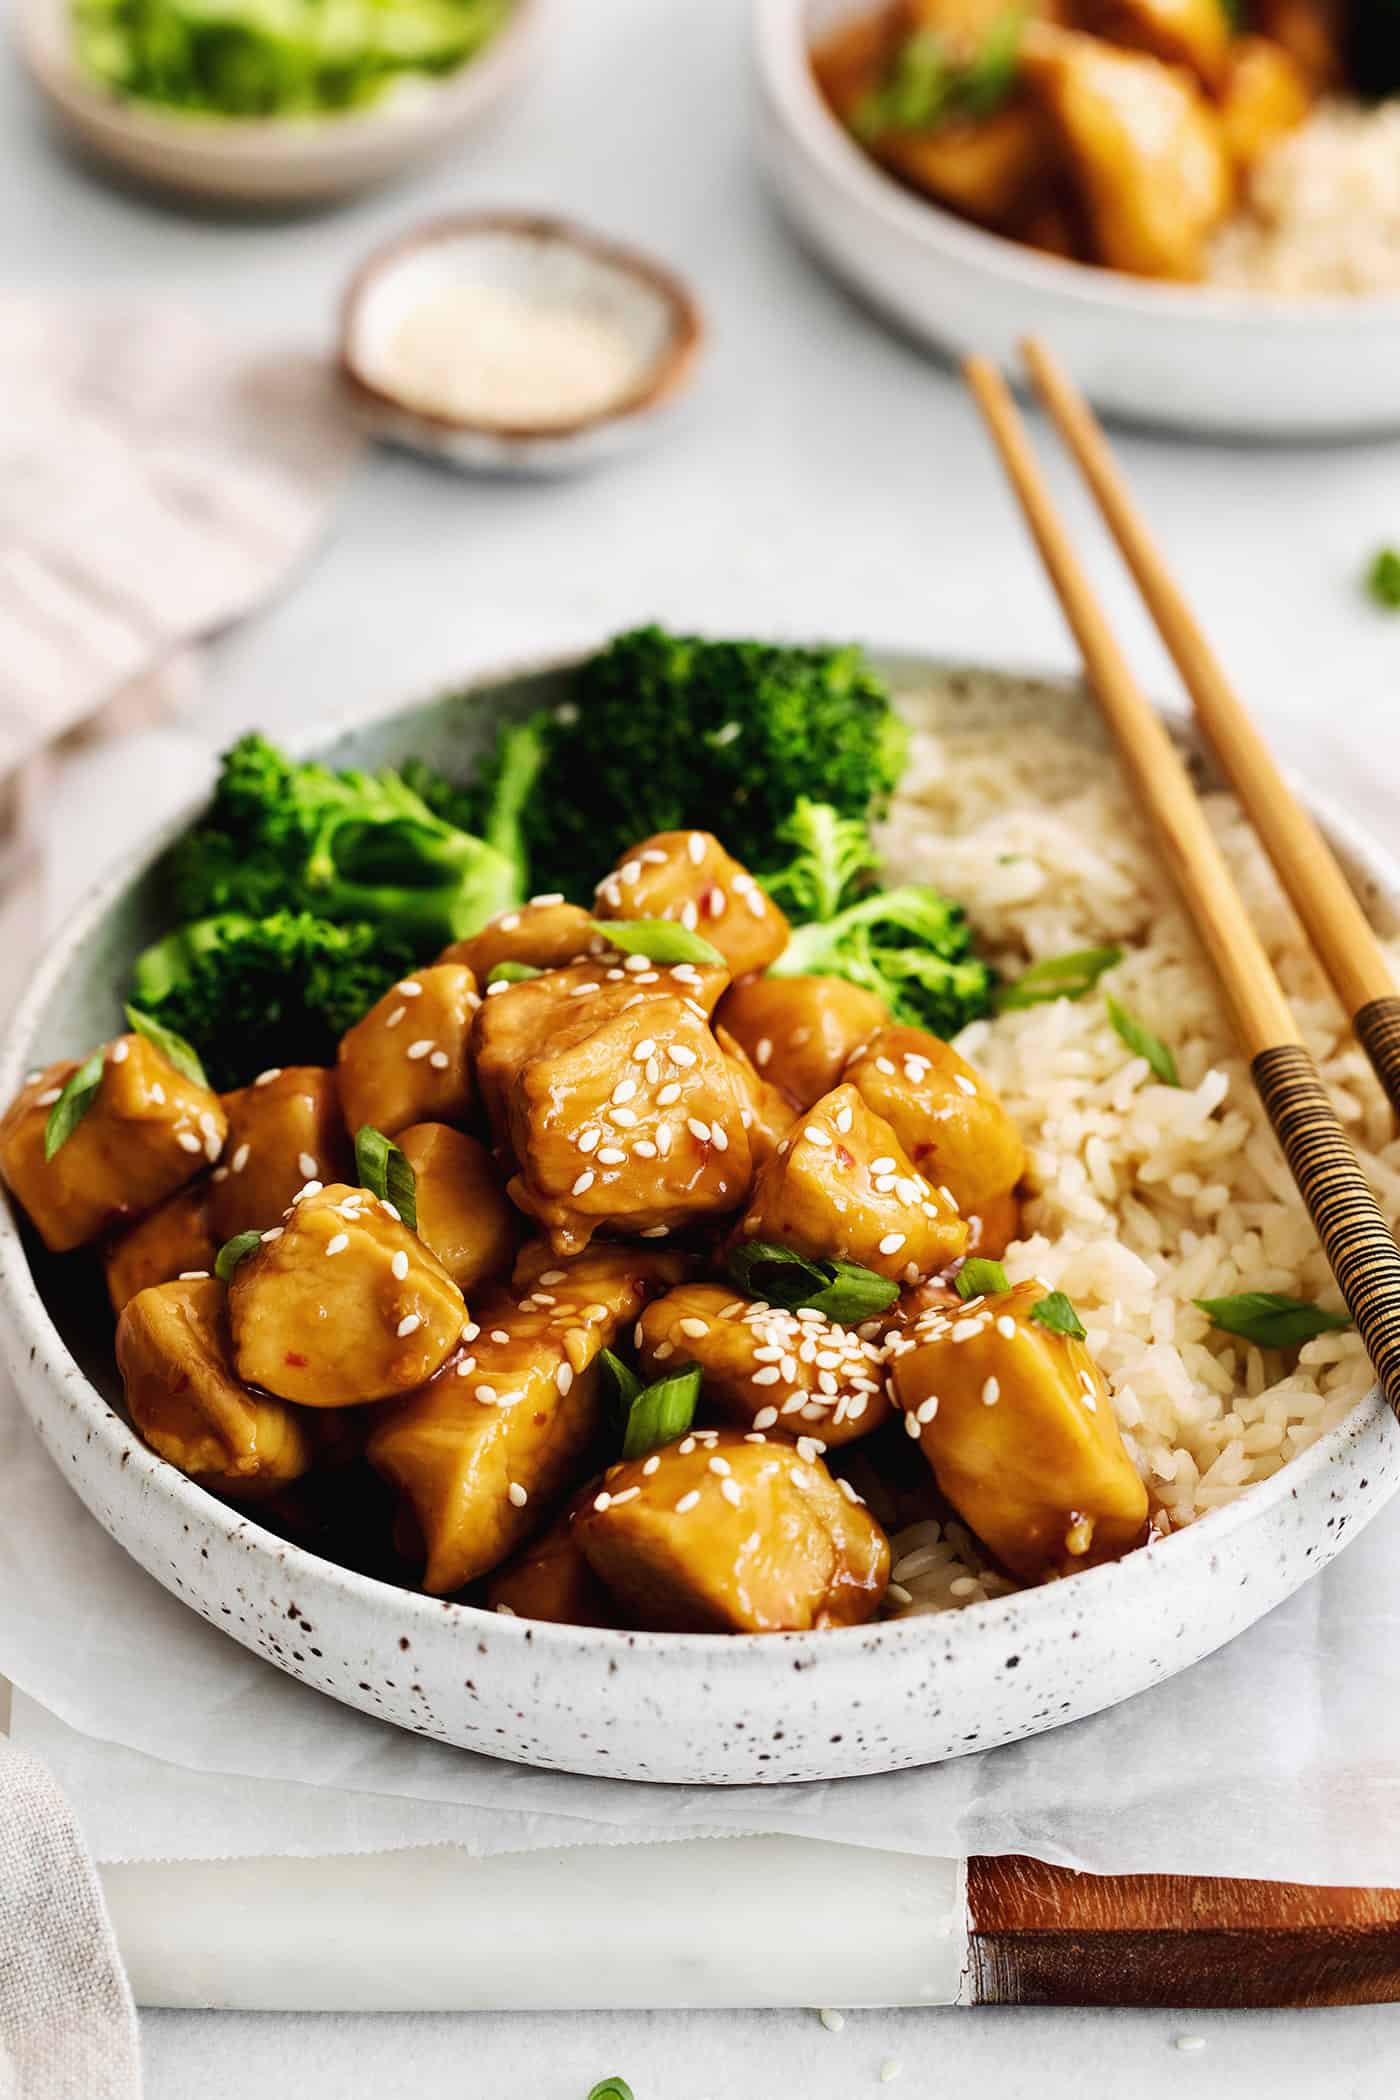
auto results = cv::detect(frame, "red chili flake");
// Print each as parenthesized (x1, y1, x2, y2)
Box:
(284, 1351, 309, 1368)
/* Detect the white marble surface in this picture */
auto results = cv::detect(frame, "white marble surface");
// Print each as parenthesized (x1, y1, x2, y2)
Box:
(4, 0, 1400, 2088)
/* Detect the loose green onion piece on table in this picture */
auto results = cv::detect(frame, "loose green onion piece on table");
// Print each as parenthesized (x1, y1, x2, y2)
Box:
(589, 918, 725, 967)
(586, 2080, 635, 2100)
(955, 1257, 1010, 1301)
(1195, 1292, 1352, 1350)
(1366, 546, 1400, 611)
(42, 1046, 106, 1162)
(214, 1231, 263, 1283)
(1106, 996, 1179, 1086)
(124, 1004, 208, 1088)
(353, 1125, 417, 1233)
(599, 1347, 643, 1420)
(724, 1240, 899, 1321)
(1029, 1290, 1086, 1340)
(996, 946, 1123, 1011)
(619, 1366, 702, 1462)
(486, 961, 541, 985)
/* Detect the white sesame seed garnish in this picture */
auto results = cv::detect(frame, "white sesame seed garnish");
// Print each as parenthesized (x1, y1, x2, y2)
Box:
(325, 1233, 349, 1256)
(260, 1227, 283, 1243)
(752, 1406, 779, 1429)
(456, 1359, 475, 1377)
(675, 1490, 701, 1514)
(677, 1317, 710, 1339)
(997, 1315, 1017, 1339)
(572, 1171, 596, 1195)
(293, 1152, 316, 1182)
(916, 1395, 940, 1423)
(667, 1044, 697, 1068)
(490, 1328, 511, 1344)
(687, 832, 706, 865)
(407, 1040, 435, 1062)
(804, 1126, 832, 1147)
(642, 1453, 661, 1475)
(597, 1146, 627, 1165)
(177, 1269, 209, 1280)
(576, 1127, 602, 1154)
(462, 1321, 480, 1342)
(397, 1313, 422, 1338)
(507, 1482, 528, 1509)
(397, 980, 423, 996)
(819, 2009, 845, 2033)
(687, 1117, 711, 1144)
(530, 892, 565, 907)
(633, 1038, 657, 1062)
(593, 1491, 612, 1513)
(176, 1131, 202, 1154)
(1174, 2038, 1206, 2054)
(679, 900, 699, 931)
(982, 1377, 1001, 1406)
(836, 1477, 862, 1505)
(384, 1005, 407, 1030)
(555, 1363, 574, 1395)
(569, 982, 601, 998)
(476, 1385, 498, 1405)
(641, 1224, 670, 1237)
(34, 1087, 62, 1107)
(381, 1200, 401, 1222)
(708, 1455, 732, 1477)
(720, 1477, 743, 1505)
(879, 1233, 906, 1255)
(254, 1068, 282, 1087)
(109, 1038, 130, 1065)
(426, 1050, 449, 1070)
(880, 2059, 903, 2082)
(389, 1249, 409, 1281)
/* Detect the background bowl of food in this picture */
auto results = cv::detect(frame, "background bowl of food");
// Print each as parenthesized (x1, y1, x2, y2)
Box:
(15, 0, 546, 205)
(755, 0, 1400, 437)
(1, 638, 1397, 1784)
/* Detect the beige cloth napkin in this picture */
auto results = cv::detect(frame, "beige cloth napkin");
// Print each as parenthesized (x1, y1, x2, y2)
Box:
(0, 296, 363, 2093)
(0, 295, 364, 1014)
(0, 1739, 140, 2100)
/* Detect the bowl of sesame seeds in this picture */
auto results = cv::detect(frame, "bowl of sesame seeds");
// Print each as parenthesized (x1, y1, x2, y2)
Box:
(0, 644, 1395, 1784)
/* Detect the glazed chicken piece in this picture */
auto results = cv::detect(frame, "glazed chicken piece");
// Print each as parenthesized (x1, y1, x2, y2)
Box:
(368, 1246, 681, 1594)
(337, 965, 480, 1139)
(438, 897, 604, 981)
(594, 831, 790, 980)
(887, 1276, 1148, 1580)
(739, 1082, 968, 1285)
(0, 1036, 227, 1254)
(228, 1182, 465, 1407)
(1076, 0, 1232, 89)
(506, 995, 753, 1255)
(717, 975, 888, 1111)
(208, 1065, 351, 1243)
(879, 106, 1050, 230)
(116, 1276, 313, 1498)
(1217, 34, 1311, 172)
(844, 1026, 1025, 1231)
(637, 1282, 892, 1446)
(104, 1181, 217, 1315)
(1019, 22, 1231, 279)
(487, 1489, 622, 1627)
(472, 960, 729, 1145)
(715, 1025, 799, 1171)
(574, 1427, 890, 1633)
(395, 1123, 519, 1295)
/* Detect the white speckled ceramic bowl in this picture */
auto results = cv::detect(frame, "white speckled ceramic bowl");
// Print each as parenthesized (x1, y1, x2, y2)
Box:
(339, 215, 705, 474)
(755, 0, 1400, 439)
(2, 653, 1397, 1785)
(15, 0, 546, 207)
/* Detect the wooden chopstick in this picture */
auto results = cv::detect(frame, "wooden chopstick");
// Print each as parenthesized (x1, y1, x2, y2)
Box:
(962, 352, 1400, 1423)
(1020, 335, 1400, 1122)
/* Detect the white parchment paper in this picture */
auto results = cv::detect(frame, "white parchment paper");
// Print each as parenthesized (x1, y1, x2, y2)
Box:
(6, 1374, 1400, 1881)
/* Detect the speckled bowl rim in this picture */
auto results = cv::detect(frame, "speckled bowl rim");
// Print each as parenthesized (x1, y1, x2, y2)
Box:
(338, 214, 706, 444)
(1, 645, 1396, 1682)
(759, 0, 1400, 326)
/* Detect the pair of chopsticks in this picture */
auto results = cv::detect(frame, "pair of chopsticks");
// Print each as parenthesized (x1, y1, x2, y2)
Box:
(965, 343, 1400, 1424)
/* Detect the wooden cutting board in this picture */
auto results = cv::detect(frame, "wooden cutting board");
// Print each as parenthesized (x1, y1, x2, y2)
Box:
(966, 1858, 1400, 2007)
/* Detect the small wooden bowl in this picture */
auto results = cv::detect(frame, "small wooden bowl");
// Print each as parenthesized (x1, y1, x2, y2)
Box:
(339, 213, 705, 474)
(14, 0, 546, 207)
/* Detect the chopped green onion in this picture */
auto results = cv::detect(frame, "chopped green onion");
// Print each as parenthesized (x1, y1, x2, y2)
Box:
(955, 1257, 1009, 1300)
(353, 1125, 417, 1233)
(599, 1347, 643, 1421)
(590, 918, 725, 967)
(486, 961, 541, 984)
(587, 2081, 635, 2100)
(214, 1231, 262, 1283)
(724, 1240, 899, 1321)
(1195, 1292, 1351, 1349)
(1106, 996, 1179, 1086)
(43, 1047, 106, 1162)
(620, 1366, 701, 1462)
(124, 1005, 208, 1088)
(997, 946, 1122, 1011)
(1366, 547, 1400, 610)
(1030, 1290, 1086, 1340)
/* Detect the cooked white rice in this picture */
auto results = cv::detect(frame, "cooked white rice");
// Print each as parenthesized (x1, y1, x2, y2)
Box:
(1208, 100, 1400, 296)
(875, 675, 1397, 1616)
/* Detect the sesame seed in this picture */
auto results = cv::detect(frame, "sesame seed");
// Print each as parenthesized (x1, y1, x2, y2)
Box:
(176, 1132, 202, 1154)
(397, 981, 423, 996)
(674, 1490, 700, 1514)
(711, 1125, 729, 1153)
(608, 1107, 639, 1128)
(687, 832, 706, 864)
(485, 980, 511, 998)
(879, 1233, 906, 1255)
(462, 1322, 480, 1341)
(836, 1477, 862, 1505)
(325, 1234, 349, 1256)
(611, 1076, 639, 1105)
(881, 2059, 903, 2082)
(456, 1359, 475, 1377)
(751, 1365, 781, 1386)
(397, 1314, 422, 1338)
(540, 1271, 566, 1286)
(687, 1117, 711, 1143)
(151, 1084, 167, 1105)
(633, 1039, 657, 1062)
(997, 1315, 1017, 1339)
(508, 1482, 528, 1509)
(429, 1051, 450, 1070)
(678, 1317, 709, 1339)
(641, 1224, 670, 1237)
(556, 1363, 573, 1394)
(231, 1142, 251, 1174)
(572, 1171, 596, 1195)
(905, 1410, 922, 1438)
(578, 1127, 601, 1154)
(406, 1040, 433, 1061)
(212, 1167, 229, 1183)
(720, 1477, 742, 1506)
(819, 2009, 845, 2033)
(177, 1269, 209, 1280)
(498, 914, 522, 932)
(708, 1455, 732, 1476)
(597, 1147, 626, 1165)
(297, 1151, 317, 1180)
(294, 1181, 323, 1201)
(491, 1328, 511, 1343)
(1173, 2037, 1206, 2054)
(624, 954, 651, 974)
(34, 1087, 61, 1107)
(593, 1491, 613, 1513)
(391, 1250, 409, 1281)
(653, 1341, 674, 1361)
(477, 1385, 499, 1405)
(667, 1044, 697, 1068)
(752, 1406, 779, 1429)
(260, 1227, 283, 1243)
(254, 1068, 282, 1087)
(109, 1038, 130, 1065)
(381, 1200, 401, 1222)
(680, 900, 699, 931)
(569, 982, 600, 998)
(656, 1082, 681, 1106)
(634, 1140, 658, 1158)
(642, 1453, 661, 1475)
(530, 892, 565, 906)
(655, 1124, 673, 1157)
(384, 1005, 406, 1030)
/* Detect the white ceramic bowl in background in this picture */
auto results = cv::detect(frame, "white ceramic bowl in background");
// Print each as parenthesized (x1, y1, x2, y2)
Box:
(14, 0, 546, 207)
(1, 652, 1397, 1786)
(340, 214, 705, 473)
(754, 0, 1400, 439)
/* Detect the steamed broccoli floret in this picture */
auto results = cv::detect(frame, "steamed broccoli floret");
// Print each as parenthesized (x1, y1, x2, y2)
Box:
(763, 799, 994, 1038)
(129, 912, 418, 1091)
(464, 628, 908, 903)
(169, 733, 526, 951)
